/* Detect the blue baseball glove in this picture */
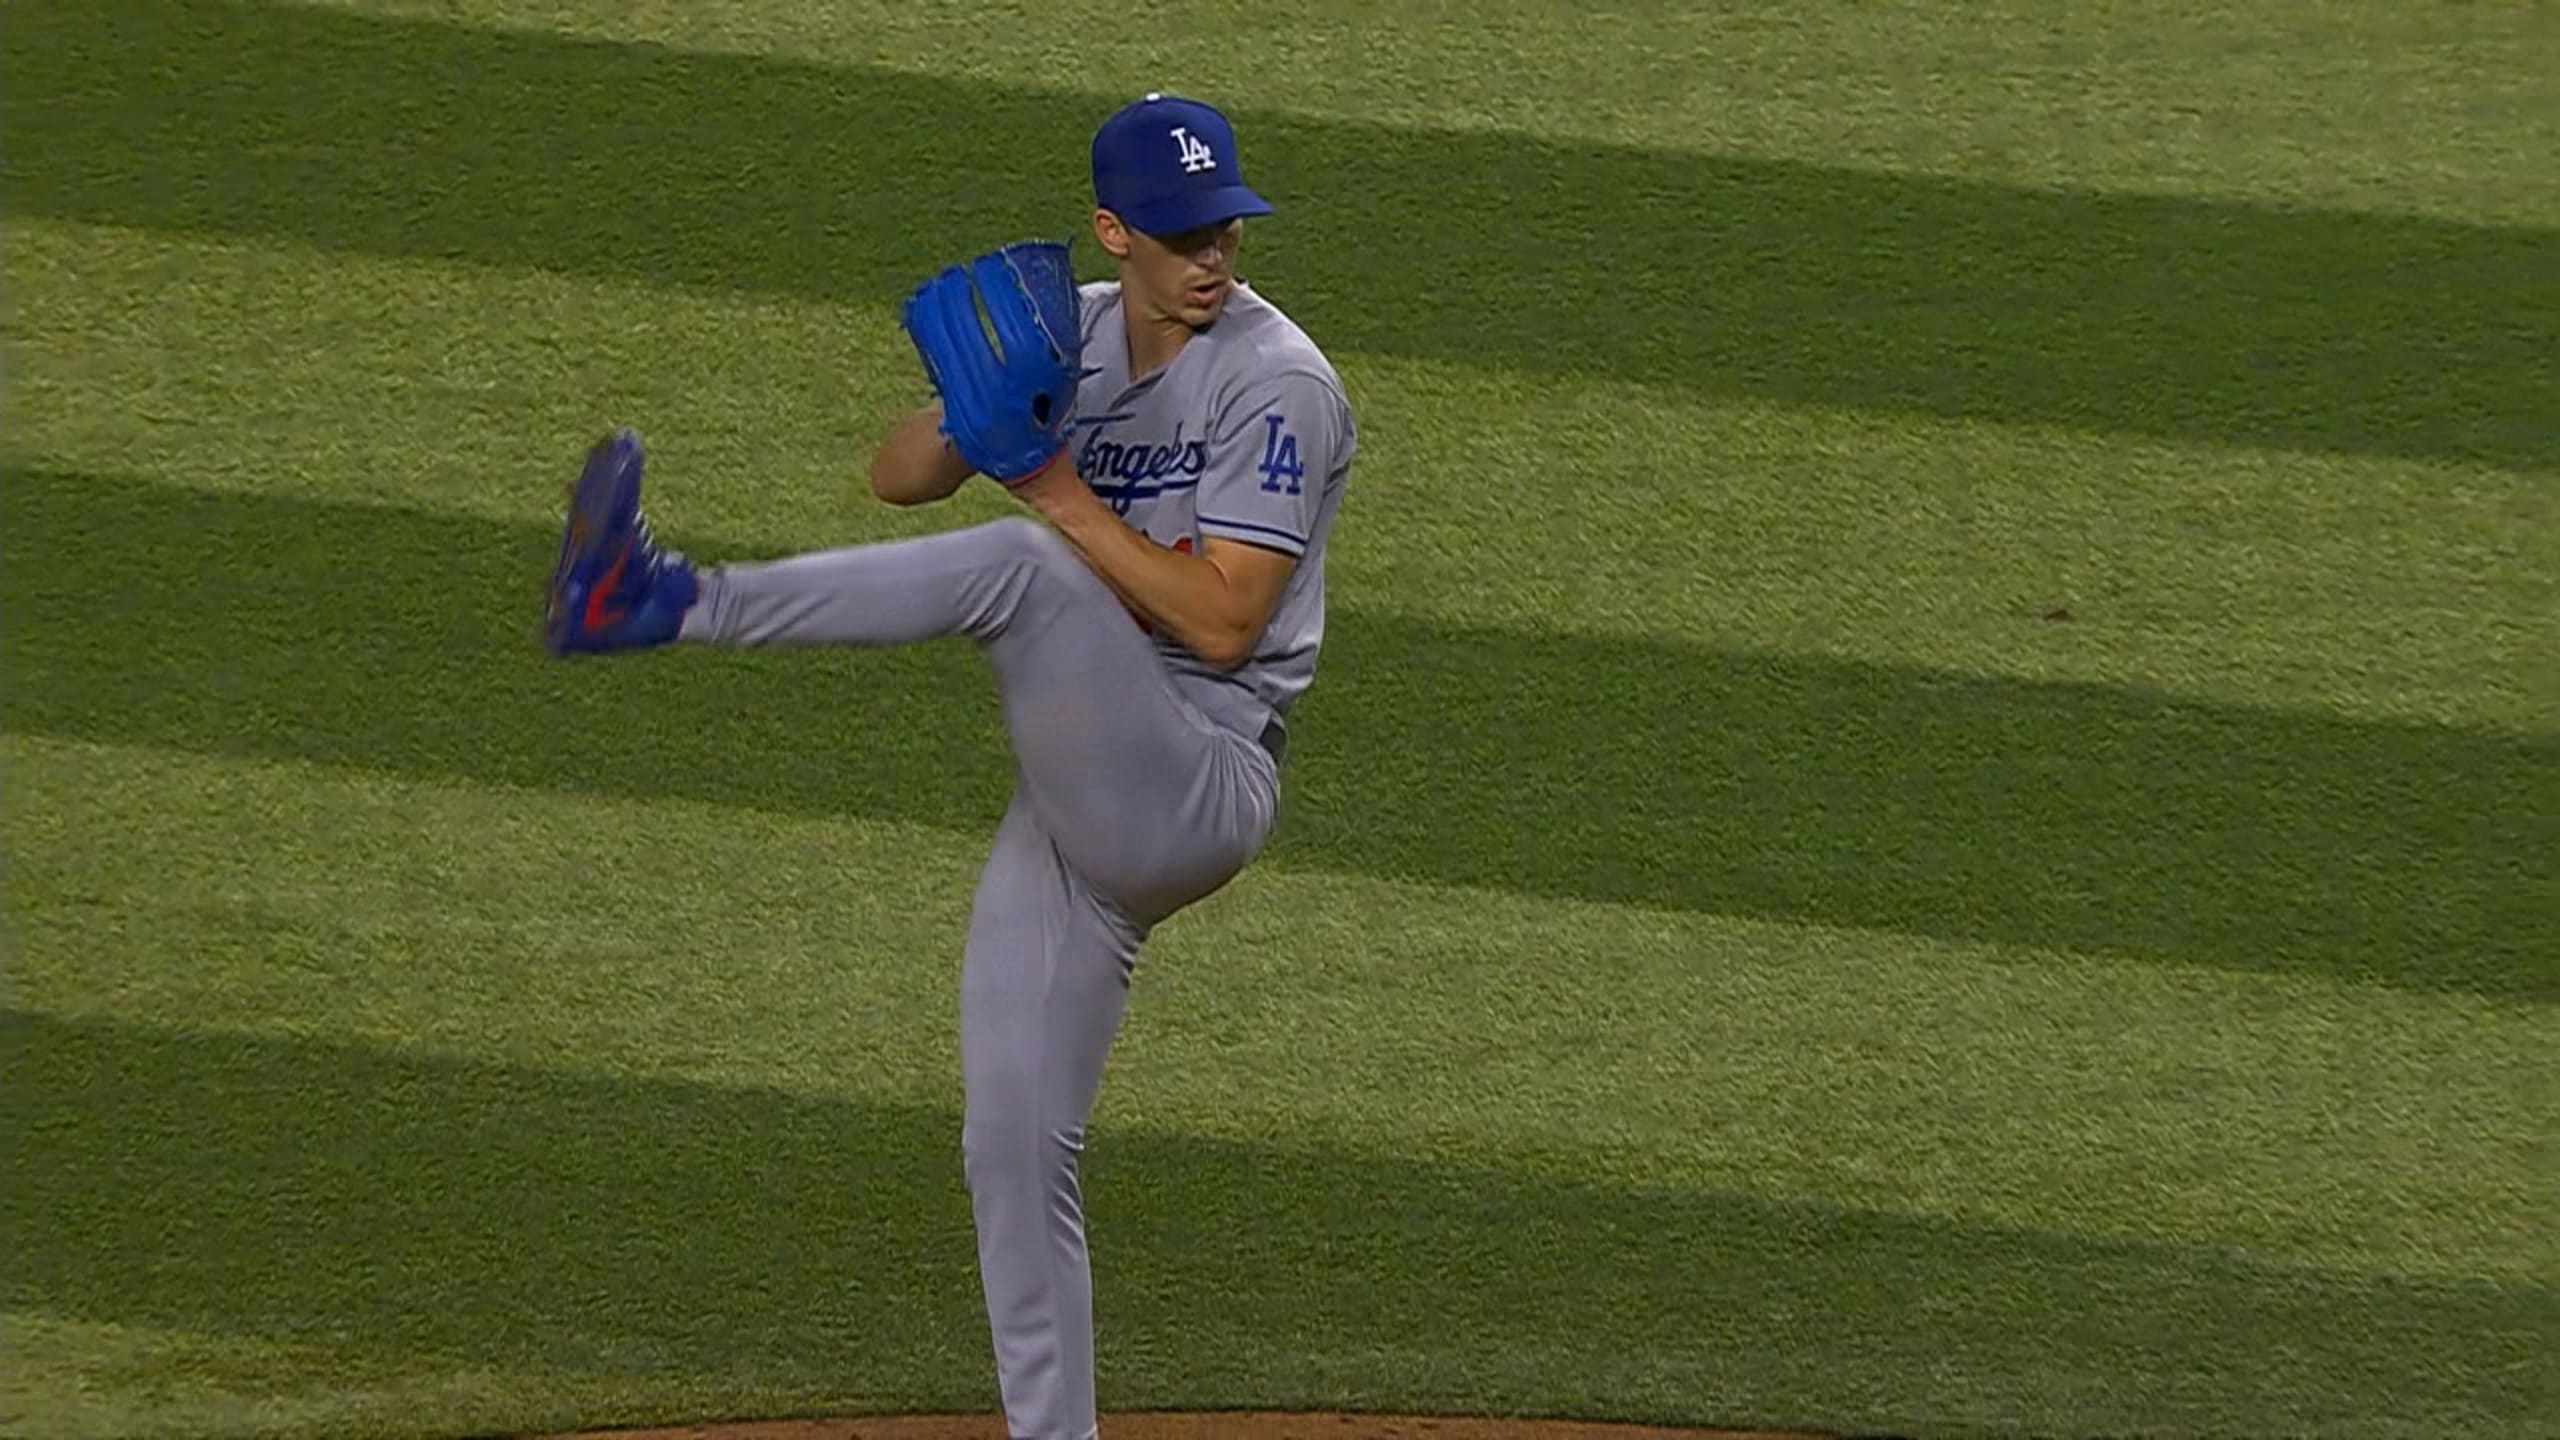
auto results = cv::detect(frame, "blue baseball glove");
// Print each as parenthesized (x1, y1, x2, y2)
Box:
(899, 239, 1087, 484)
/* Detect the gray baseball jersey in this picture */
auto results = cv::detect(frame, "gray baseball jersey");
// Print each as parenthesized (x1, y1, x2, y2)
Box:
(1069, 277, 1356, 741)
(670, 274, 1354, 1440)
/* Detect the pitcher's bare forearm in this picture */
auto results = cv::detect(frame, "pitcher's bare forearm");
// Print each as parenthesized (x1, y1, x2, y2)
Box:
(870, 403, 977, 506)
(1012, 458, 1293, 671)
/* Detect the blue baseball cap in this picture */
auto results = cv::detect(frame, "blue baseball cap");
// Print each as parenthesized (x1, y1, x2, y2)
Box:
(1091, 92, 1274, 237)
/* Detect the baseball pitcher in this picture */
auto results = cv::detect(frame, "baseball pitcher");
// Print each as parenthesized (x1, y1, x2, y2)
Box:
(542, 93, 1356, 1440)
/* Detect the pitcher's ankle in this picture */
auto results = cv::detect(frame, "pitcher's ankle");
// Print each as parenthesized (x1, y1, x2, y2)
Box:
(674, 572, 718, 643)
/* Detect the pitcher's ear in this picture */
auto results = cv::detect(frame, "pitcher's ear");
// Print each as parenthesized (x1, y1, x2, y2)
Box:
(1092, 208, 1133, 260)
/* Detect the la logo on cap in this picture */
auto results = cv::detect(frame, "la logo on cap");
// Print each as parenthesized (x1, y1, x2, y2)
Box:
(1172, 126, 1217, 173)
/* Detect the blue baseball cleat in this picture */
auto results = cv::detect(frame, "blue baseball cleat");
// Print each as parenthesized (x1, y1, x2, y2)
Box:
(543, 428, 699, 655)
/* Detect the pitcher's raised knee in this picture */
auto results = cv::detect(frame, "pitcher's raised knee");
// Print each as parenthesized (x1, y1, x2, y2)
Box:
(982, 515, 1076, 573)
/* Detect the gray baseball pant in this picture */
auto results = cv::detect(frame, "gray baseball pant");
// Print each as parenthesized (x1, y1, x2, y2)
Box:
(675, 515, 1282, 1440)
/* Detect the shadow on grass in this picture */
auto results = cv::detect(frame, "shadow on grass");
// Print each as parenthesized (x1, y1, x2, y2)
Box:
(2, 1009, 2544, 1437)
(4, 464, 2551, 1001)
(3, 0, 2553, 470)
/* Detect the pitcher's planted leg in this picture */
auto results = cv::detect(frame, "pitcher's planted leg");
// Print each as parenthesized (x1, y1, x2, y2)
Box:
(958, 794, 1139, 1440)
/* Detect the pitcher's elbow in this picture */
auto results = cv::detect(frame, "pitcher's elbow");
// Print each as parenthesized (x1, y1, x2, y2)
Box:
(871, 464, 936, 507)
(1194, 629, 1256, 672)
(868, 457, 909, 505)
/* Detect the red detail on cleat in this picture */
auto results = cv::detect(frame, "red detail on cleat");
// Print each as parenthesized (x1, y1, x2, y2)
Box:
(582, 548, 631, 631)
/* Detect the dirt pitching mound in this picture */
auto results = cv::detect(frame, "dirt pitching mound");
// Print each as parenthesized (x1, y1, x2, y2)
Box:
(532, 1413, 1840, 1440)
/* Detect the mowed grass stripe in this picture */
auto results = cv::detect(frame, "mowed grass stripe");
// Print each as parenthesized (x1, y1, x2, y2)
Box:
(6, 0, 2553, 470)
(10, 734, 2542, 1281)
(12, 218, 2547, 734)
(0, 1314, 802, 1440)
(4, 464, 2549, 1001)
(5, 1007, 2549, 1440)
(304, 0, 2560, 229)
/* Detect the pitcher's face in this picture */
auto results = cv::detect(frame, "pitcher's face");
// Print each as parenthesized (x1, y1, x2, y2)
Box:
(1099, 210, 1245, 329)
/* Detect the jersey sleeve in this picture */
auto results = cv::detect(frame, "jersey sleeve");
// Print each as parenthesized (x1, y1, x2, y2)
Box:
(1075, 282, 1118, 350)
(1192, 368, 1346, 559)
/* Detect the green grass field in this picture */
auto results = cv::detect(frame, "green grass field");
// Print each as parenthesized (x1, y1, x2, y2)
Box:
(4, 2, 2555, 1438)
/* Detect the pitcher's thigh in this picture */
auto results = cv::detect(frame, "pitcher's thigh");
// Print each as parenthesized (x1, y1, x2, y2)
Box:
(979, 526, 1267, 912)
(958, 798, 1141, 1129)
